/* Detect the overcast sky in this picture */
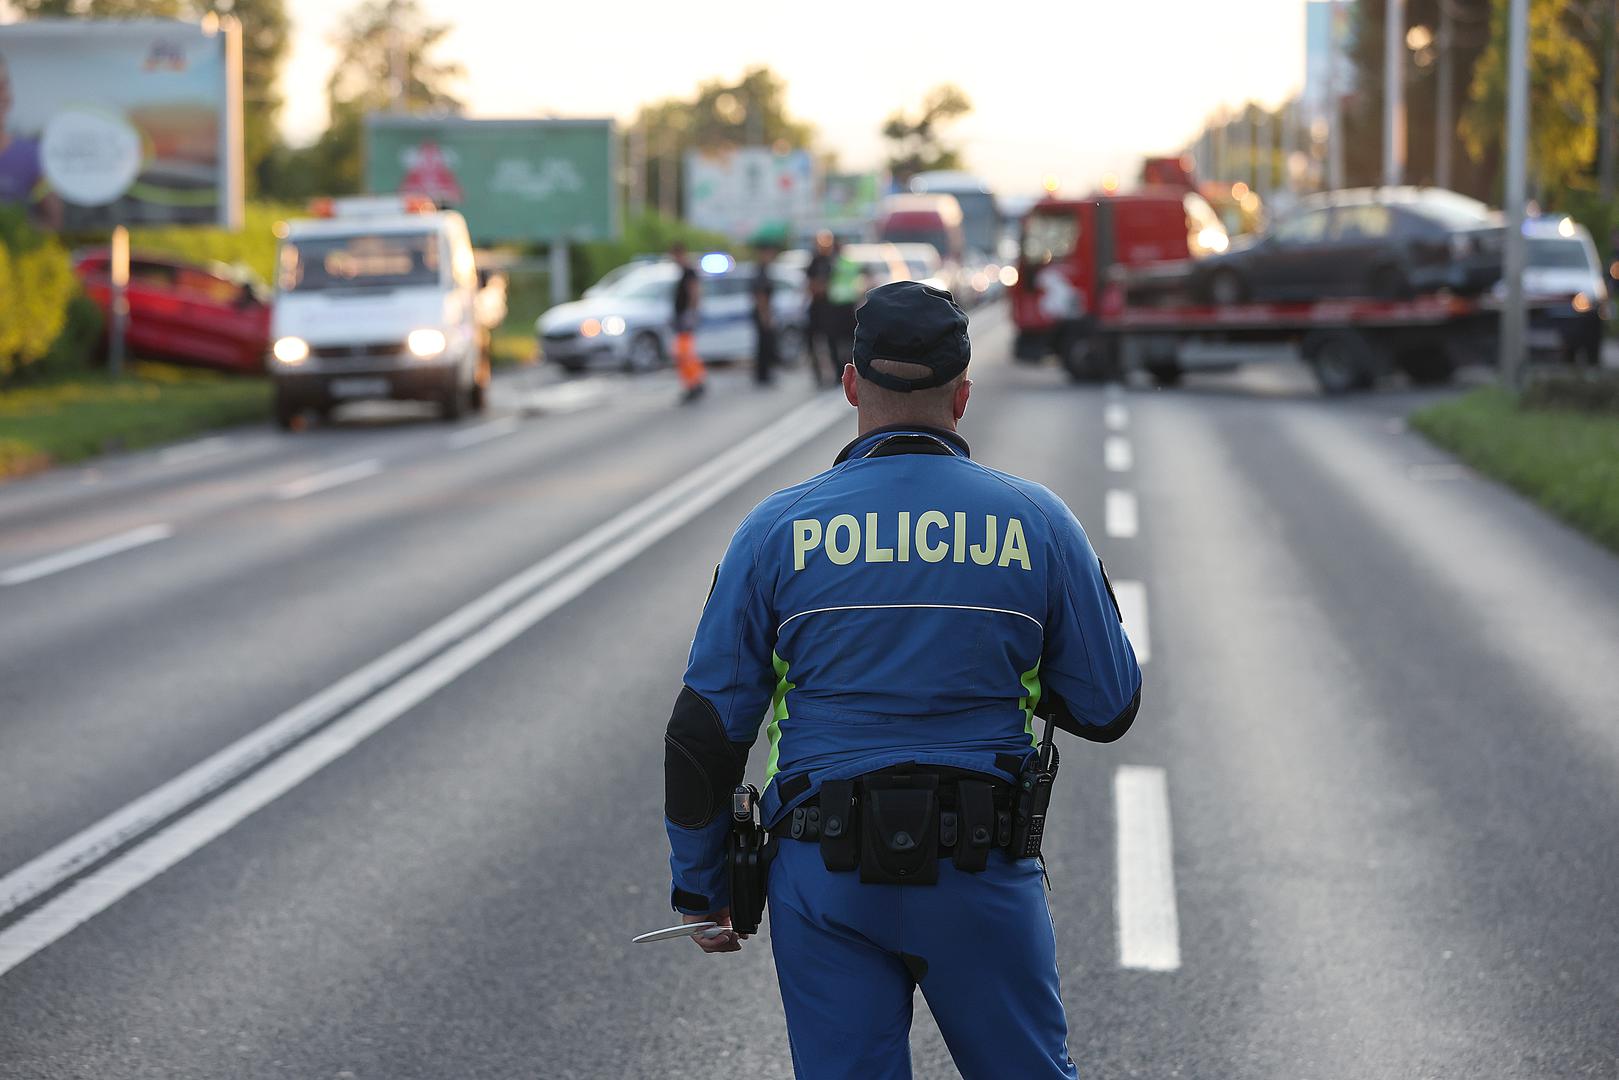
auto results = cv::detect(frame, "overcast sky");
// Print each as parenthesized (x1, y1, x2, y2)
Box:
(280, 0, 1311, 197)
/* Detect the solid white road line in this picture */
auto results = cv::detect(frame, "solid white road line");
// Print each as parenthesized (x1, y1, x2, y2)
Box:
(1112, 579, 1151, 663)
(0, 393, 849, 971)
(446, 417, 520, 450)
(1115, 765, 1181, 972)
(159, 436, 234, 466)
(0, 524, 174, 587)
(1106, 490, 1138, 538)
(274, 459, 384, 501)
(1105, 436, 1133, 472)
(1104, 402, 1129, 431)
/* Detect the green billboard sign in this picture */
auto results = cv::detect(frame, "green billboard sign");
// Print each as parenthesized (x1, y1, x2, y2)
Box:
(364, 117, 617, 244)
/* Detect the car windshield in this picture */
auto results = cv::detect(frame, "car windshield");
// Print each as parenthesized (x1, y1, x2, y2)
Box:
(280, 232, 440, 292)
(881, 227, 951, 254)
(614, 272, 676, 300)
(1528, 237, 1594, 271)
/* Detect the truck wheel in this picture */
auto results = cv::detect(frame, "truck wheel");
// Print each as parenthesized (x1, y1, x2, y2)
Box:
(1303, 330, 1376, 395)
(273, 389, 301, 431)
(1145, 358, 1183, 387)
(1208, 269, 1246, 306)
(1398, 347, 1454, 386)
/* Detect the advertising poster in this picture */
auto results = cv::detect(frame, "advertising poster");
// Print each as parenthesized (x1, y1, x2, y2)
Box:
(684, 146, 817, 242)
(365, 117, 618, 245)
(0, 18, 243, 230)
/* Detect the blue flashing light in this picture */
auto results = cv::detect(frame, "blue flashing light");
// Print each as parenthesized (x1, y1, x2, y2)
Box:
(700, 252, 734, 274)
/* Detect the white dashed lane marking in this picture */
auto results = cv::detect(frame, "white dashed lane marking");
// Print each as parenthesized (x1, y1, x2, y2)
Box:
(274, 459, 384, 501)
(1112, 580, 1150, 663)
(1106, 490, 1138, 538)
(1105, 436, 1132, 472)
(0, 524, 174, 587)
(1115, 765, 1181, 972)
(1104, 402, 1129, 431)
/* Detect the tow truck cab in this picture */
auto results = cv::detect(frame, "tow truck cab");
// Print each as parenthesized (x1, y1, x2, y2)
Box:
(268, 196, 492, 429)
(1012, 190, 1227, 366)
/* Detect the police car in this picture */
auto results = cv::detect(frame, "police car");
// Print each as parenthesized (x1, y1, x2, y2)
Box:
(536, 258, 806, 374)
(267, 197, 494, 428)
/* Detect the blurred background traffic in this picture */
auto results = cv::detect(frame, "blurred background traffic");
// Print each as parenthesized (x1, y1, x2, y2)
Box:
(1, 0, 1617, 462)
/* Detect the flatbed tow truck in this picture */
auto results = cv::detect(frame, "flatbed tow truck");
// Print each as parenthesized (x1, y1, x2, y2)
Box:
(1094, 286, 1496, 394)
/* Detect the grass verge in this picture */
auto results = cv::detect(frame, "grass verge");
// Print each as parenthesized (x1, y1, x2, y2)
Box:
(0, 363, 269, 480)
(1410, 387, 1619, 553)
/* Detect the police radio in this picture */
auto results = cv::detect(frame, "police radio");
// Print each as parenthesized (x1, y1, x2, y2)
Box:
(1010, 718, 1060, 860)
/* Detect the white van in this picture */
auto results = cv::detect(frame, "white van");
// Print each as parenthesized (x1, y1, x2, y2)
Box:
(268, 197, 491, 428)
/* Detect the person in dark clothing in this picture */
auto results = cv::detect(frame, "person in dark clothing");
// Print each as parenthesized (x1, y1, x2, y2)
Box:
(752, 239, 781, 386)
(804, 231, 841, 387)
(670, 242, 706, 404)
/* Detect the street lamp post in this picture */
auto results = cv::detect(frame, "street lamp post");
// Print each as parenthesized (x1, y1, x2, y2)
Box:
(1500, 0, 1530, 387)
(1383, 0, 1407, 187)
(1436, 0, 1454, 189)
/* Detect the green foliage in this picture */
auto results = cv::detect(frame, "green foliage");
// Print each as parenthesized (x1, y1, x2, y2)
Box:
(881, 85, 973, 184)
(39, 293, 107, 377)
(1411, 387, 1619, 552)
(0, 207, 77, 380)
(632, 66, 814, 215)
(126, 200, 294, 282)
(1463, 0, 1601, 192)
(0, 364, 269, 477)
(574, 212, 732, 292)
(1521, 369, 1619, 413)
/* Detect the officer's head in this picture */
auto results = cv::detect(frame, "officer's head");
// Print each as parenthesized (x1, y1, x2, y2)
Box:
(844, 281, 972, 430)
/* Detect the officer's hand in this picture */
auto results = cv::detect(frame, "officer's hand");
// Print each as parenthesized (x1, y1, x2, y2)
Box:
(687, 909, 746, 954)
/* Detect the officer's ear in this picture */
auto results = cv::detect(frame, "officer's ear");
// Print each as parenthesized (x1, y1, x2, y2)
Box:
(953, 376, 972, 421)
(842, 363, 859, 408)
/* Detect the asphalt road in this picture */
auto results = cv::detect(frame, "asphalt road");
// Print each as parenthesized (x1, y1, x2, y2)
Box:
(1, 305, 1616, 1079)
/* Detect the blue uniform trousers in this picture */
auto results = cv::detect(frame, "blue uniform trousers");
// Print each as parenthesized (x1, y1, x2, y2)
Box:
(767, 837, 1080, 1080)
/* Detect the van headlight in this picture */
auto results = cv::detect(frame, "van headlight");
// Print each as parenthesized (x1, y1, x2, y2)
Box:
(602, 315, 627, 336)
(407, 328, 447, 358)
(273, 336, 310, 365)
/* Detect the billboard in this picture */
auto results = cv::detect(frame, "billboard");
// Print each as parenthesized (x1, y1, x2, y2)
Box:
(819, 170, 886, 232)
(0, 18, 243, 230)
(365, 117, 617, 245)
(684, 146, 817, 242)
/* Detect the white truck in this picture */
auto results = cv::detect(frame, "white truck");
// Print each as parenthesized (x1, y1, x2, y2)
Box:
(267, 197, 497, 428)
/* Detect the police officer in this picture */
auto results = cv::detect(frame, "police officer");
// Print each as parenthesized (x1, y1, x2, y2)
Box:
(662, 281, 1142, 1079)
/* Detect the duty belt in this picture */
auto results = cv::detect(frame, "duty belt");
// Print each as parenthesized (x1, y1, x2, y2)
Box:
(774, 769, 1019, 879)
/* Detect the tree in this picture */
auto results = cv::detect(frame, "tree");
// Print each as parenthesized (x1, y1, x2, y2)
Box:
(881, 85, 972, 184)
(1462, 0, 1600, 193)
(631, 66, 813, 220)
(291, 0, 463, 196)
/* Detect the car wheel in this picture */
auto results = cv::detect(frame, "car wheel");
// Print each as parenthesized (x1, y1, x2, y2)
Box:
(439, 382, 467, 422)
(625, 332, 664, 373)
(470, 358, 490, 413)
(1145, 357, 1183, 387)
(1208, 269, 1245, 306)
(1303, 329, 1376, 395)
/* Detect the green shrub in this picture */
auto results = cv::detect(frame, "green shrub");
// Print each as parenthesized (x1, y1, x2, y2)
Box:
(40, 294, 107, 378)
(0, 207, 77, 381)
(126, 201, 298, 284)
(1521, 370, 1619, 415)
(574, 212, 733, 293)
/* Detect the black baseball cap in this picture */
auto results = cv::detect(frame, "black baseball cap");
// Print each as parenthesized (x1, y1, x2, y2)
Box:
(852, 281, 970, 392)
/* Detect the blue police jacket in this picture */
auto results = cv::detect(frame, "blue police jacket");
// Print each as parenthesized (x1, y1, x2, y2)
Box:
(663, 425, 1142, 914)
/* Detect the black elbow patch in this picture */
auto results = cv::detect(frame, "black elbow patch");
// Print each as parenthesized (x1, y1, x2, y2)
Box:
(664, 686, 750, 829)
(1042, 682, 1141, 743)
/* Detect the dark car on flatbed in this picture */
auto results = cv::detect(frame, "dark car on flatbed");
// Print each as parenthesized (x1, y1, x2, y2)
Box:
(1190, 187, 1504, 305)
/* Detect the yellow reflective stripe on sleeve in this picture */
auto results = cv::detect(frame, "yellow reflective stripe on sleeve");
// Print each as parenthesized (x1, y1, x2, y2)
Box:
(764, 651, 794, 788)
(1019, 660, 1042, 747)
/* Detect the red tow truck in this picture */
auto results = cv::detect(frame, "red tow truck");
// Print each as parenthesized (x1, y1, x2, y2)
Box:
(1012, 186, 1496, 394)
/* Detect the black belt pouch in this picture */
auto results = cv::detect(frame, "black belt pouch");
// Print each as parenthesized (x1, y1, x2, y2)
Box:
(859, 774, 940, 885)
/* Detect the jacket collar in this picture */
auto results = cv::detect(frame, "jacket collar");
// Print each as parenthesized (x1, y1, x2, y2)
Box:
(835, 424, 971, 465)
